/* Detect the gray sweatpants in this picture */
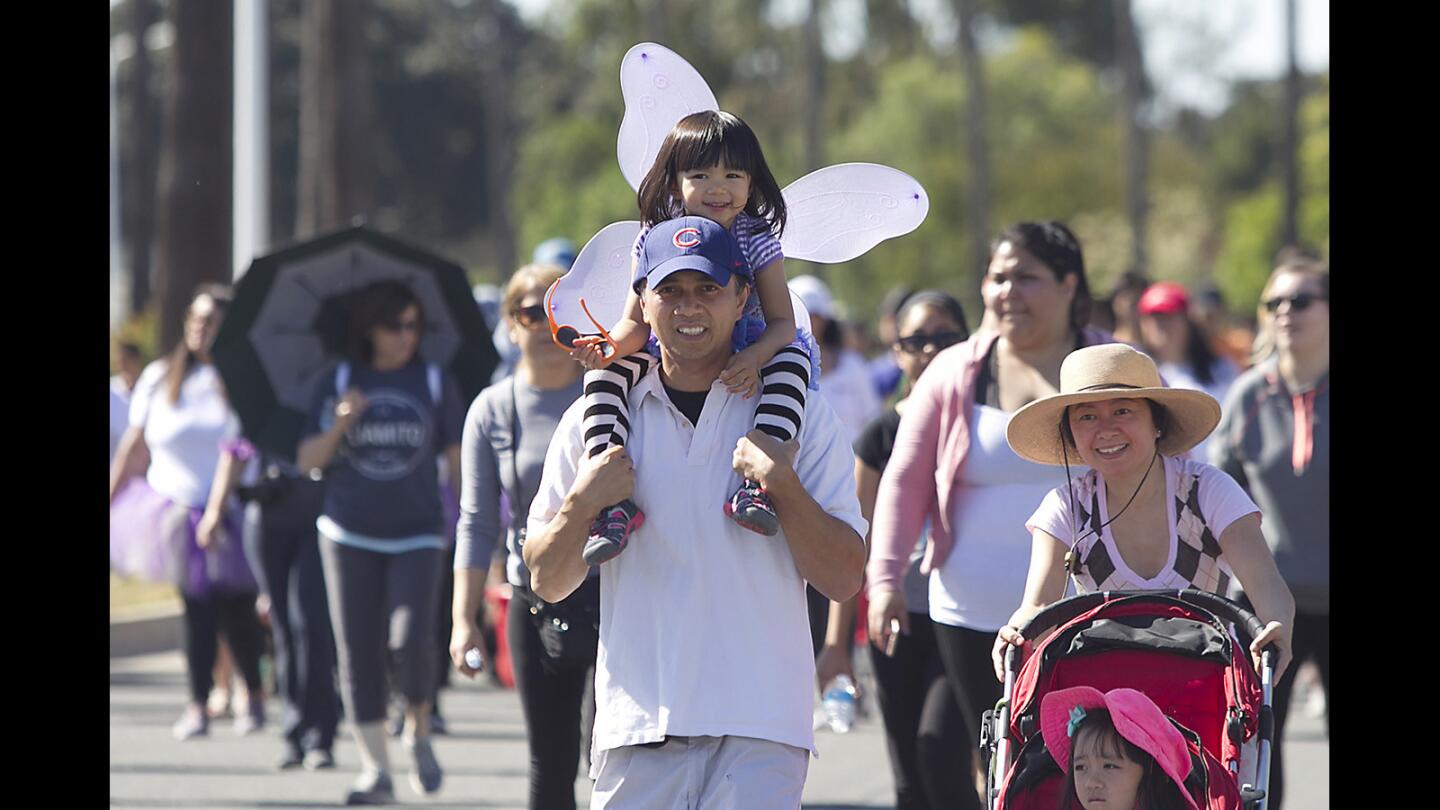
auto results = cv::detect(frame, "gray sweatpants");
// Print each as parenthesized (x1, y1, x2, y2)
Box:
(318, 538, 442, 724)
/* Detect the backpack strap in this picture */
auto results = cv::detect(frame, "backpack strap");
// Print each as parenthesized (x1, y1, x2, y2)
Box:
(427, 363, 442, 406)
(337, 360, 440, 406)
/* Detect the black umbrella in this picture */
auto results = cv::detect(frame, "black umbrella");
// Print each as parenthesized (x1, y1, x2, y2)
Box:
(212, 225, 498, 461)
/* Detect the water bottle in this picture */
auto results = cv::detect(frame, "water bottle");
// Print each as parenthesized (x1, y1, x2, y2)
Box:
(464, 647, 485, 672)
(822, 675, 858, 734)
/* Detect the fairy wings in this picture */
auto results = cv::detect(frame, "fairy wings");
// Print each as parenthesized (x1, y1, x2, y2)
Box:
(546, 42, 931, 352)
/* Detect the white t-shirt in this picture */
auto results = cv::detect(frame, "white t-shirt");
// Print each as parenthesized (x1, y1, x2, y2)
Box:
(128, 361, 240, 508)
(928, 404, 1073, 632)
(1156, 358, 1239, 462)
(818, 348, 883, 445)
(1026, 455, 1259, 593)
(529, 370, 867, 769)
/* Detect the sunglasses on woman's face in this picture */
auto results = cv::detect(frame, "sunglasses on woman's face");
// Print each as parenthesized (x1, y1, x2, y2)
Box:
(511, 304, 548, 329)
(894, 331, 964, 354)
(1263, 293, 1325, 313)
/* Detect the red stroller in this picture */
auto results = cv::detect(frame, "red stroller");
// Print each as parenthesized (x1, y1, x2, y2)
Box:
(985, 590, 1279, 809)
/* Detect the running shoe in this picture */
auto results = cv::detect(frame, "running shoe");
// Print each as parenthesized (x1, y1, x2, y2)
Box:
(405, 737, 443, 795)
(582, 499, 645, 565)
(724, 479, 780, 536)
(171, 704, 209, 741)
(344, 770, 394, 806)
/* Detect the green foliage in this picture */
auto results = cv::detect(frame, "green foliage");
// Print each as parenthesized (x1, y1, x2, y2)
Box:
(115, 3, 1328, 339)
(1211, 74, 1328, 316)
(1213, 183, 1281, 314)
(113, 308, 160, 372)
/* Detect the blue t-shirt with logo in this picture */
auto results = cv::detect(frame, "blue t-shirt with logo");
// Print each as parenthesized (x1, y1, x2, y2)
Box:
(303, 360, 465, 539)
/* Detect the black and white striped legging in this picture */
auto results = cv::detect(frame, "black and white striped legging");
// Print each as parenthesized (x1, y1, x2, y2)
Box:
(581, 344, 812, 459)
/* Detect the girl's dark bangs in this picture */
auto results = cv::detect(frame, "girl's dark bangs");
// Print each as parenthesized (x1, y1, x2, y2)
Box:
(674, 121, 753, 173)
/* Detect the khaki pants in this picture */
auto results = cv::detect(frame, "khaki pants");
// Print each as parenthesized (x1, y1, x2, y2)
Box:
(592, 735, 808, 810)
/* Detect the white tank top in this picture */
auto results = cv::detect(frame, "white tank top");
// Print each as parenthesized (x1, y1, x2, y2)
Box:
(928, 404, 1075, 632)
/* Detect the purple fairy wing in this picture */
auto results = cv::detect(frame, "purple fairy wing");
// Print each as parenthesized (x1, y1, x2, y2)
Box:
(778, 163, 931, 264)
(617, 42, 719, 192)
(545, 221, 642, 346)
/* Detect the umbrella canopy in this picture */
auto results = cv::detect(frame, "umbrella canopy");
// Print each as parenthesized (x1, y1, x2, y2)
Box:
(213, 225, 498, 461)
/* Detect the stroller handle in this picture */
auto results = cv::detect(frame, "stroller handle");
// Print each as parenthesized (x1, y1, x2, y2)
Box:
(1014, 589, 1268, 655)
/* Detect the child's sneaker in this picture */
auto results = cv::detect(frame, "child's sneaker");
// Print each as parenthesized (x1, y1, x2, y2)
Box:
(582, 499, 644, 565)
(725, 480, 780, 536)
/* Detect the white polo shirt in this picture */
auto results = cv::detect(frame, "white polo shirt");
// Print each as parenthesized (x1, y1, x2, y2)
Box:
(528, 368, 867, 769)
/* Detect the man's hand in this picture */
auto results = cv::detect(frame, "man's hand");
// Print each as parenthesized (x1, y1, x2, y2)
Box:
(571, 445, 636, 514)
(731, 430, 798, 491)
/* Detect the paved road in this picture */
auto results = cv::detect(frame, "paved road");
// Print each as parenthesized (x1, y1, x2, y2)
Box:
(110, 651, 1327, 808)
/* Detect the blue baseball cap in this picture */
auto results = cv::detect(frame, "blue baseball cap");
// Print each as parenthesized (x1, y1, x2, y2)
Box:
(633, 216, 751, 292)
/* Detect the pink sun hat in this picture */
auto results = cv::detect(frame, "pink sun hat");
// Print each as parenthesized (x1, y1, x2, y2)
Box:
(1040, 686, 1201, 810)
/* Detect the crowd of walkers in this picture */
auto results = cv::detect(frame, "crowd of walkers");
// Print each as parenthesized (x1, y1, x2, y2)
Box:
(110, 223, 1328, 808)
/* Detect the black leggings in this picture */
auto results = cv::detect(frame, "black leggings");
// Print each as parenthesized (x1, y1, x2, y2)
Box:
(509, 583, 597, 810)
(318, 540, 442, 724)
(1256, 607, 1329, 810)
(869, 613, 972, 810)
(242, 480, 338, 753)
(180, 590, 265, 705)
(931, 621, 1002, 810)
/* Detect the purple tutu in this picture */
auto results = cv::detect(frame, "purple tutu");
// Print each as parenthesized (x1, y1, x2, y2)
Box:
(109, 478, 257, 598)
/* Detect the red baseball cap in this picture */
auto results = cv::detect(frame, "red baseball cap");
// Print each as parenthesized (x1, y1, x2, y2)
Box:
(1137, 282, 1190, 316)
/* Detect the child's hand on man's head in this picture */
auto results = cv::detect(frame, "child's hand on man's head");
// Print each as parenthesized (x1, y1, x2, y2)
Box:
(720, 346, 764, 398)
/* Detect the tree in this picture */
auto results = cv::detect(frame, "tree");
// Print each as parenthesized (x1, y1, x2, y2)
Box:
(954, 0, 991, 284)
(1279, 0, 1301, 247)
(153, 0, 233, 352)
(118, 0, 163, 316)
(804, 0, 825, 171)
(473, 0, 525, 276)
(1113, 0, 1149, 270)
(295, 0, 378, 236)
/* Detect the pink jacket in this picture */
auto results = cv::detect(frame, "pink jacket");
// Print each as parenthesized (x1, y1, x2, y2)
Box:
(866, 328, 1114, 596)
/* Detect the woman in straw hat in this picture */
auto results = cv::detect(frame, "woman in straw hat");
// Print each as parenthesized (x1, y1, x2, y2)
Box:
(992, 343, 1294, 682)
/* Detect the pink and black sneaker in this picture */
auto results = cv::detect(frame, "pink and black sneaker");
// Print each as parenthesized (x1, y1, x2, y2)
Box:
(724, 479, 780, 536)
(582, 499, 645, 565)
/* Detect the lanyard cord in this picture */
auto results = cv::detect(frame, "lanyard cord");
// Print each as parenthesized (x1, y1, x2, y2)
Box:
(1059, 441, 1162, 601)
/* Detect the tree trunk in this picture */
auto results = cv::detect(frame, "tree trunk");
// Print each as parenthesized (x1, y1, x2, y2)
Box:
(153, 0, 233, 353)
(295, 0, 377, 237)
(1280, 0, 1300, 247)
(954, 0, 990, 279)
(477, 0, 517, 278)
(1114, 0, 1149, 270)
(121, 0, 162, 316)
(804, 0, 825, 172)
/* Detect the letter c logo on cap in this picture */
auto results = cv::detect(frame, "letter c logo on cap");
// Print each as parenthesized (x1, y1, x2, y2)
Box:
(673, 227, 702, 249)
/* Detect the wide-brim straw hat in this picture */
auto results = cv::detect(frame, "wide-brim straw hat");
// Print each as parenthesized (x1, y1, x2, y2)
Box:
(1006, 344, 1221, 466)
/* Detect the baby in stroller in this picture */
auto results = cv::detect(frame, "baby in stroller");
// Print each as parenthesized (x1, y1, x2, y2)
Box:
(1044, 686, 1200, 810)
(988, 590, 1271, 810)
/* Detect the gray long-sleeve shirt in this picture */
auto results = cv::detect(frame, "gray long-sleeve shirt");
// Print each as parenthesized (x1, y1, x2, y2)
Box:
(454, 374, 584, 588)
(1210, 358, 1329, 615)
